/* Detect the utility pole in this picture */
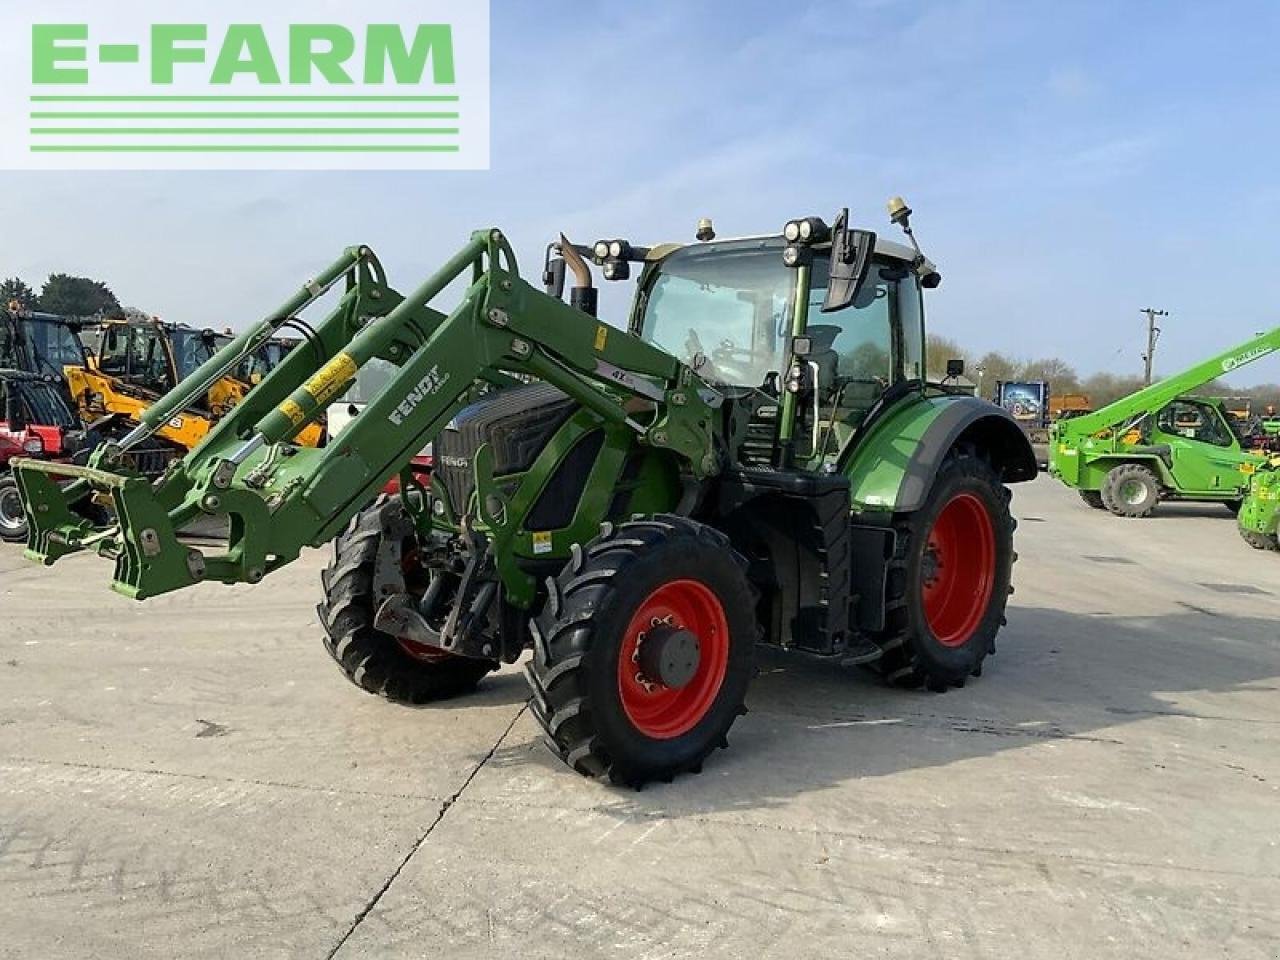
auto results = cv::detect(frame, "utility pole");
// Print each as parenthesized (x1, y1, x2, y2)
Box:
(1140, 308, 1167, 385)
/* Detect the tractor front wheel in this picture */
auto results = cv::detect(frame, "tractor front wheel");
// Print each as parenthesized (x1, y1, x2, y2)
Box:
(1101, 463, 1160, 518)
(317, 500, 497, 704)
(0, 475, 28, 543)
(527, 516, 756, 787)
(872, 453, 1015, 691)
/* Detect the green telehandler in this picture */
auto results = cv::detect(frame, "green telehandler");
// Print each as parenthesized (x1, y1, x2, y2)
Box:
(13, 201, 1035, 786)
(1049, 327, 1280, 517)
(1238, 461, 1280, 551)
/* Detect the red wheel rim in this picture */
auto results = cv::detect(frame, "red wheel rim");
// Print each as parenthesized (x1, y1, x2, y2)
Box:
(922, 492, 997, 648)
(395, 547, 453, 663)
(618, 579, 730, 740)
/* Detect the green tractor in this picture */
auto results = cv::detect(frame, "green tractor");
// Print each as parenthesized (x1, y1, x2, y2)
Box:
(13, 200, 1035, 786)
(1238, 463, 1280, 551)
(1050, 328, 1280, 517)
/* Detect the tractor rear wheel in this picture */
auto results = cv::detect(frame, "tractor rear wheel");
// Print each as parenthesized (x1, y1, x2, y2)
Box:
(871, 453, 1015, 691)
(0, 475, 28, 543)
(1079, 489, 1106, 510)
(317, 499, 497, 704)
(527, 515, 756, 787)
(1101, 463, 1160, 517)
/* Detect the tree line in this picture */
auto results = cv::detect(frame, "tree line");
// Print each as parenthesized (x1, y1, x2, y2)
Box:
(926, 334, 1280, 413)
(1, 274, 119, 318)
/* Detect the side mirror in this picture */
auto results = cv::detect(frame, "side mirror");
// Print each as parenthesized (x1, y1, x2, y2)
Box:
(543, 243, 566, 300)
(947, 359, 965, 378)
(821, 209, 876, 314)
(5, 389, 27, 433)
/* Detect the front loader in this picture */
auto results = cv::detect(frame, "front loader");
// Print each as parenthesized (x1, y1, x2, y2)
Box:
(1050, 328, 1280, 517)
(14, 202, 1035, 786)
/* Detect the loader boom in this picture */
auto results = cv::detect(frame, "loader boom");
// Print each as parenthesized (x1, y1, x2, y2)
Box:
(14, 229, 718, 601)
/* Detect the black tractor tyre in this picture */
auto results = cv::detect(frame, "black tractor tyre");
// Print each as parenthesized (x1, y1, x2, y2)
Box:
(0, 474, 28, 544)
(1101, 463, 1161, 518)
(871, 453, 1016, 692)
(1079, 489, 1106, 510)
(1238, 522, 1280, 552)
(317, 499, 497, 704)
(527, 515, 757, 787)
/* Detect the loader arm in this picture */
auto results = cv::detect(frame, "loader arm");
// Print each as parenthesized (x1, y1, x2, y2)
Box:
(13, 228, 720, 601)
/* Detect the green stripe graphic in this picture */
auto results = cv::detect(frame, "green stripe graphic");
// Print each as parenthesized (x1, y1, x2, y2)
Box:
(30, 95, 459, 103)
(30, 144, 462, 153)
(31, 128, 460, 136)
(31, 111, 459, 119)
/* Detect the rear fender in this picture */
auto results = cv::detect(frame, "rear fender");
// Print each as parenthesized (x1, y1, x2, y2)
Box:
(841, 395, 1036, 513)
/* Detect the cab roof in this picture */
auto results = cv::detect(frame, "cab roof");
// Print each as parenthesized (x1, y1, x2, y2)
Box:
(642, 233, 936, 276)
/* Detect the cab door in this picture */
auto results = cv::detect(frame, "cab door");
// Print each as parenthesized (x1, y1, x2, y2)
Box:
(1152, 400, 1250, 495)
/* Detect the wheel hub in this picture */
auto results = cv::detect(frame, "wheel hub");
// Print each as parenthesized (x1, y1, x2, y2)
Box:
(922, 546, 943, 585)
(1120, 480, 1146, 505)
(636, 624, 701, 689)
(618, 579, 730, 740)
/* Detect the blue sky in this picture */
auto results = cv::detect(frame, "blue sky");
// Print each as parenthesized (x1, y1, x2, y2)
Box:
(3, 0, 1280, 385)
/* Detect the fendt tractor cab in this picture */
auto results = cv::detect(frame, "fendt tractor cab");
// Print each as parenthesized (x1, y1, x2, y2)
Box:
(0, 370, 84, 542)
(15, 201, 1035, 786)
(1051, 328, 1280, 517)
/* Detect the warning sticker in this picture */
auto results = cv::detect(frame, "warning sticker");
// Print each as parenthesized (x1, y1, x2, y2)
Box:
(532, 531, 553, 555)
(302, 352, 358, 407)
(594, 325, 608, 351)
(278, 399, 307, 426)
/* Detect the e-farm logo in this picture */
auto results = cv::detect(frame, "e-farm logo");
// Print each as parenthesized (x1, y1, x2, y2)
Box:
(0, 1, 489, 170)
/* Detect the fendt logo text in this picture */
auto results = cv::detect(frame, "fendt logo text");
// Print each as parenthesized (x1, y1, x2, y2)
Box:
(0, 1, 489, 170)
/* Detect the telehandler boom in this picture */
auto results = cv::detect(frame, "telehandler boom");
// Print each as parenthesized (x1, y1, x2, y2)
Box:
(1050, 327, 1279, 516)
(14, 205, 1035, 785)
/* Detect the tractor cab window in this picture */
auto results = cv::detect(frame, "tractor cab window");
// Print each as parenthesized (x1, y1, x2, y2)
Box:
(637, 239, 792, 389)
(1157, 400, 1235, 448)
(100, 326, 169, 388)
(29, 318, 85, 374)
(169, 327, 217, 381)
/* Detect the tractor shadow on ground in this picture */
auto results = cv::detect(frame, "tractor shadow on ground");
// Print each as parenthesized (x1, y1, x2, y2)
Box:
(487, 605, 1279, 814)
(1142, 503, 1241, 520)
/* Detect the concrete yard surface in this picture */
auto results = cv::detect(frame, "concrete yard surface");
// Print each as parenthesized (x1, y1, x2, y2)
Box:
(1, 475, 1277, 959)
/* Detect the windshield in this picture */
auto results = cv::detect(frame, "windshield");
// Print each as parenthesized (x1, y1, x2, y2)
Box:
(21, 380, 78, 429)
(637, 239, 922, 391)
(169, 327, 214, 381)
(638, 239, 792, 388)
(0, 316, 84, 377)
(236, 339, 293, 383)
